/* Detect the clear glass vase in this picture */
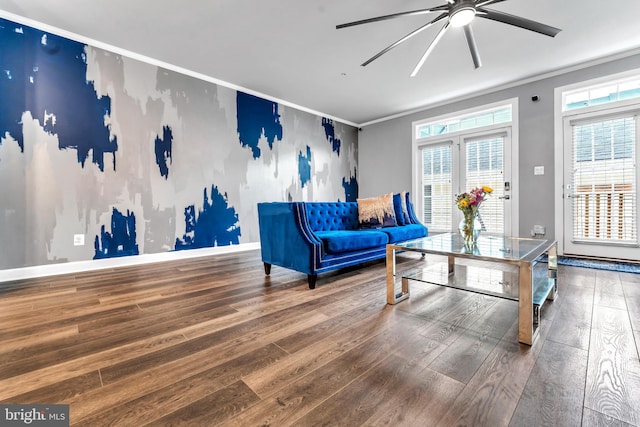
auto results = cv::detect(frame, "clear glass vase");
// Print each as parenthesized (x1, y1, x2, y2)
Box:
(459, 214, 482, 249)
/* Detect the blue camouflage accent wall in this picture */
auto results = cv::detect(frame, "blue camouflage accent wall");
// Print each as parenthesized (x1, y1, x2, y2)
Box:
(322, 118, 341, 155)
(175, 185, 241, 250)
(342, 172, 359, 203)
(0, 22, 117, 171)
(0, 16, 358, 270)
(94, 208, 139, 259)
(236, 92, 283, 159)
(298, 146, 312, 188)
(154, 126, 173, 179)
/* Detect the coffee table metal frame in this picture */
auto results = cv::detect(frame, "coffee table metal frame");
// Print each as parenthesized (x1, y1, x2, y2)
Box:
(386, 233, 558, 346)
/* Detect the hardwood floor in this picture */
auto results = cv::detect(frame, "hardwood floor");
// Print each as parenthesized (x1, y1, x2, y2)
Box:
(1, 250, 639, 426)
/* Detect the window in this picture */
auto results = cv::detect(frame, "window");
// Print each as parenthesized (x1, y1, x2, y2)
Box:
(465, 136, 505, 234)
(420, 144, 452, 230)
(574, 117, 634, 162)
(570, 116, 637, 243)
(416, 105, 512, 139)
(563, 76, 640, 111)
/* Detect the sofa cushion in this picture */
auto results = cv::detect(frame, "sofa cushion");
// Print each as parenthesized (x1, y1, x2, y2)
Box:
(305, 202, 359, 232)
(315, 229, 389, 254)
(357, 193, 397, 228)
(381, 224, 428, 243)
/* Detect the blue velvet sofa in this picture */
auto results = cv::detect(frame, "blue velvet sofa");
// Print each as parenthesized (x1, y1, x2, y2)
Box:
(257, 196, 427, 289)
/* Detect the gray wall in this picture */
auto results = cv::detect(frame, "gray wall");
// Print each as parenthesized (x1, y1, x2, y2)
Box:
(359, 53, 640, 238)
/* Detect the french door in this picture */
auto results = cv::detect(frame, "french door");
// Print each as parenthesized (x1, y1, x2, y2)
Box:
(562, 111, 639, 259)
(418, 127, 513, 235)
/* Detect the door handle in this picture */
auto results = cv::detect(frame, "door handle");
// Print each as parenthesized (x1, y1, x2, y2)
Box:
(498, 195, 510, 200)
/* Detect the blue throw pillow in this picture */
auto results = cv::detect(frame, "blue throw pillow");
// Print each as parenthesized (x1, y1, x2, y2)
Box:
(392, 193, 406, 226)
(400, 191, 411, 224)
(405, 192, 421, 224)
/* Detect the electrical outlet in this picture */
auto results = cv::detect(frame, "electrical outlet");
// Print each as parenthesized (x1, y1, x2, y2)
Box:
(73, 234, 85, 246)
(533, 225, 545, 235)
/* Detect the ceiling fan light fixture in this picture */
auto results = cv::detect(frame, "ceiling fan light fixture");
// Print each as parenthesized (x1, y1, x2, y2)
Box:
(449, 6, 476, 27)
(337, 1, 562, 73)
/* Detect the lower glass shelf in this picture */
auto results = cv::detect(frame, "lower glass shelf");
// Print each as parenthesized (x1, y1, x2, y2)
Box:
(533, 277, 556, 307)
(402, 261, 519, 301)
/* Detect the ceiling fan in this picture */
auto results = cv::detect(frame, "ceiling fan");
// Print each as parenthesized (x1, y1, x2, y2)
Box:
(336, 0, 561, 77)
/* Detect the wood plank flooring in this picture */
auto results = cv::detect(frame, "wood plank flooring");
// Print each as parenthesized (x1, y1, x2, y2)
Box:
(1, 250, 639, 426)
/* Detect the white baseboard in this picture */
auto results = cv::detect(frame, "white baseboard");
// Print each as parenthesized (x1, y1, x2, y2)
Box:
(0, 242, 261, 283)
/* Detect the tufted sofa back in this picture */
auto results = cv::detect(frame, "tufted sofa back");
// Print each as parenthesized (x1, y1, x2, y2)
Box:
(304, 202, 359, 232)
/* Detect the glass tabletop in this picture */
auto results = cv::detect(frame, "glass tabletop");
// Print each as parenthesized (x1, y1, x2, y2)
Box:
(392, 233, 554, 263)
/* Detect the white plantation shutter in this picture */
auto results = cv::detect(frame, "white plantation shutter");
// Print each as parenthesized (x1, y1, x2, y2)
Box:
(570, 116, 637, 243)
(465, 136, 504, 234)
(421, 144, 452, 230)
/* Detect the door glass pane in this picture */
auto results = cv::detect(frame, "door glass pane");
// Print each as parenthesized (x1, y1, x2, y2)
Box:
(571, 116, 637, 243)
(465, 136, 504, 233)
(421, 144, 452, 230)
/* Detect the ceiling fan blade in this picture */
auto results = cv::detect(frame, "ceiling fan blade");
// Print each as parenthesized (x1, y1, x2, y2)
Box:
(336, 5, 449, 29)
(362, 13, 449, 67)
(475, 0, 507, 7)
(464, 25, 482, 69)
(478, 8, 561, 37)
(411, 22, 450, 77)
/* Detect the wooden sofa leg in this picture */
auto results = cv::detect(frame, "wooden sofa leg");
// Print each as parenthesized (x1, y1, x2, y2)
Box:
(264, 263, 271, 275)
(307, 275, 317, 289)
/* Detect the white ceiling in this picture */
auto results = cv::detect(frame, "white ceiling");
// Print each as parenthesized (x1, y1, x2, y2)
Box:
(1, 0, 640, 125)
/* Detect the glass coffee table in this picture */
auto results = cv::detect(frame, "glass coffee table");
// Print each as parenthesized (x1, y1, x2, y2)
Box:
(386, 233, 558, 345)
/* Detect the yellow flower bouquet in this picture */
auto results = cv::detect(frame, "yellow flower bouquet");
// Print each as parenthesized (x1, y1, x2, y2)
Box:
(455, 186, 493, 248)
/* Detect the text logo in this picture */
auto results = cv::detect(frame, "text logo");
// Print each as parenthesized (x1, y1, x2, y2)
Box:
(1, 405, 69, 426)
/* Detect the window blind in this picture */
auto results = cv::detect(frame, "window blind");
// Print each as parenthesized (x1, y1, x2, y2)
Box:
(571, 116, 637, 243)
(465, 136, 504, 234)
(421, 144, 452, 230)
